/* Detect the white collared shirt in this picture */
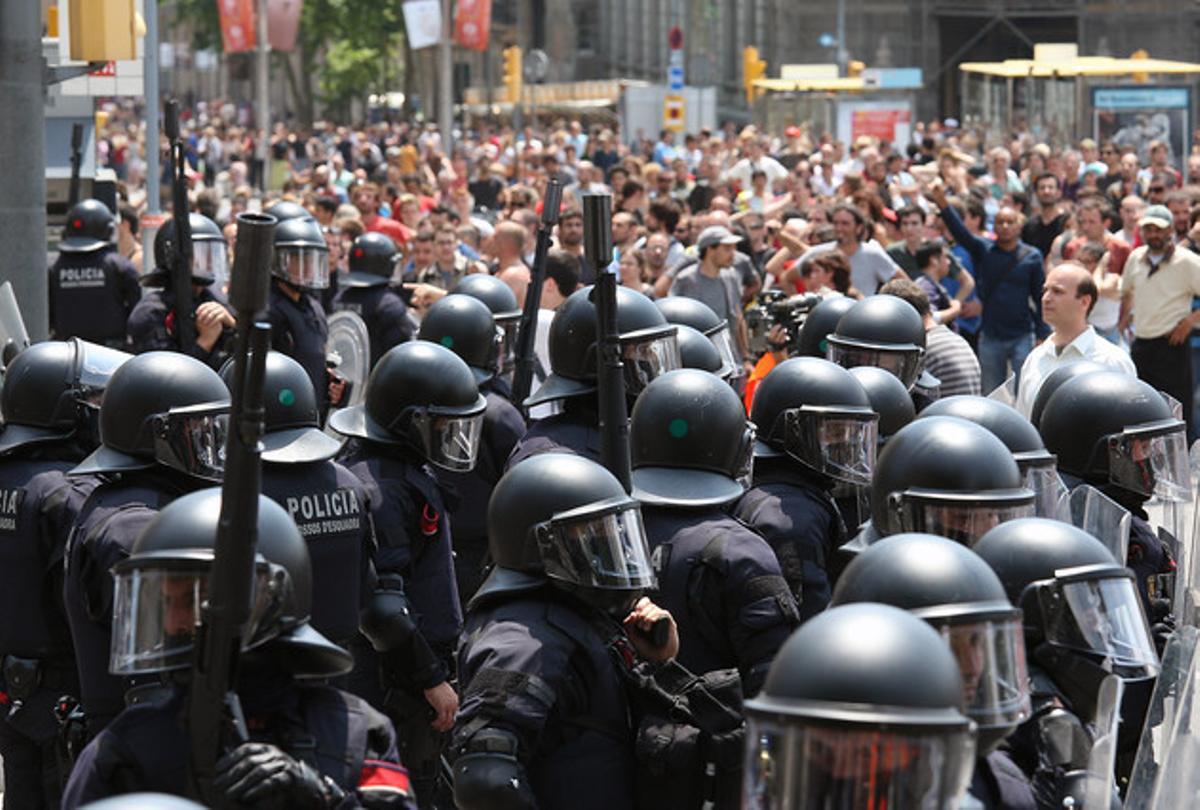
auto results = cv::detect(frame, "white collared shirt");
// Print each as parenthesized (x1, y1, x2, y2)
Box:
(1014, 326, 1137, 418)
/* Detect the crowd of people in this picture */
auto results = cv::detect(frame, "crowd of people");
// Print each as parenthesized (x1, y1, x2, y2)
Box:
(5, 97, 1200, 808)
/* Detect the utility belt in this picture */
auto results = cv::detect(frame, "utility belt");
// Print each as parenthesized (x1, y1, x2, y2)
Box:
(0, 654, 77, 705)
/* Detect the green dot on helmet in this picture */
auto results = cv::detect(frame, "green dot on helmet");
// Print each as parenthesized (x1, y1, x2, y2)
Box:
(669, 418, 689, 438)
(278, 388, 296, 407)
(441, 336, 455, 349)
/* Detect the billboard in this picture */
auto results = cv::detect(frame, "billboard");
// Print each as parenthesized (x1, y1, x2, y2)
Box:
(1092, 85, 1192, 170)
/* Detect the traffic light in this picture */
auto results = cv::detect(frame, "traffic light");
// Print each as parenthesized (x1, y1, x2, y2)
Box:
(503, 45, 524, 104)
(69, 0, 138, 62)
(743, 46, 766, 104)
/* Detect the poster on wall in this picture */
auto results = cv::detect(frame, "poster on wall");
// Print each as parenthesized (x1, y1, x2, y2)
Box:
(1092, 85, 1192, 170)
(836, 100, 913, 149)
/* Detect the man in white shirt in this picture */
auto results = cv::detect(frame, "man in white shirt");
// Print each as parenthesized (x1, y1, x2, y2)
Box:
(1015, 263, 1136, 418)
(722, 138, 789, 193)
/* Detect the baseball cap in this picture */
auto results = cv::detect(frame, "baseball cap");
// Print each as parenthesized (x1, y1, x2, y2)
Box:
(696, 226, 742, 252)
(1139, 205, 1172, 230)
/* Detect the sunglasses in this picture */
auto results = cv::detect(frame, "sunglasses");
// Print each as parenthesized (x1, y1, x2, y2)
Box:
(1150, 187, 1166, 193)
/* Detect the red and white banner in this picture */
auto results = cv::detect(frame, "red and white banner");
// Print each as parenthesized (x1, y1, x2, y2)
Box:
(455, 0, 492, 51)
(217, 0, 256, 53)
(268, 0, 303, 52)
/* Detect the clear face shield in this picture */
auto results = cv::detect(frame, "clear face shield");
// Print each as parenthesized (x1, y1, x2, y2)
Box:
(533, 497, 657, 592)
(782, 406, 878, 485)
(192, 237, 230, 288)
(1106, 421, 1191, 502)
(827, 340, 924, 390)
(620, 328, 681, 395)
(743, 716, 976, 810)
(1036, 570, 1160, 676)
(706, 323, 740, 378)
(274, 245, 331, 290)
(151, 402, 230, 481)
(496, 315, 520, 374)
(408, 406, 486, 472)
(110, 558, 284, 675)
(935, 615, 1031, 735)
(71, 340, 131, 441)
(1017, 453, 1069, 519)
(735, 422, 757, 491)
(890, 489, 1037, 546)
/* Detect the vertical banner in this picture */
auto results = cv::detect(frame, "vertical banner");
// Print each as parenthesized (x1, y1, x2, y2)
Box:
(217, 0, 257, 53)
(267, 0, 303, 52)
(403, 0, 444, 50)
(455, 0, 492, 51)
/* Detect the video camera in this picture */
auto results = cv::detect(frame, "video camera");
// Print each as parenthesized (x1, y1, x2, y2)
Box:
(745, 289, 822, 358)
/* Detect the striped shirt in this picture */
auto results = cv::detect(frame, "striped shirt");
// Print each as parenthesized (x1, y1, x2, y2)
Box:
(924, 325, 982, 397)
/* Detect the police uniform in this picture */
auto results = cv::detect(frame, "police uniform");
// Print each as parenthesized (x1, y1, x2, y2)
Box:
(268, 283, 330, 418)
(48, 246, 140, 348)
(438, 381, 526, 602)
(641, 507, 799, 696)
(506, 405, 601, 470)
(332, 284, 417, 368)
(969, 749, 1037, 810)
(126, 286, 233, 369)
(61, 671, 416, 809)
(733, 461, 846, 621)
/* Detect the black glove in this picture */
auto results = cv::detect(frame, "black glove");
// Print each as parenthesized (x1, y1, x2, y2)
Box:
(213, 742, 341, 809)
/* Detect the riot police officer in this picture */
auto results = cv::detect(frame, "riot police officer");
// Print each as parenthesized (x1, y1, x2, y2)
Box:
(417, 295, 525, 602)
(330, 341, 484, 808)
(1026, 360, 1109, 426)
(743, 603, 977, 809)
(508, 284, 679, 467)
(267, 216, 334, 419)
(655, 296, 739, 380)
(0, 339, 129, 808)
(48, 199, 140, 347)
(831, 533, 1036, 808)
(975, 518, 1160, 807)
(61, 488, 416, 809)
(733, 357, 876, 619)
(451, 273, 522, 383)
(220, 351, 375, 650)
(795, 294, 855, 359)
(451, 452, 678, 810)
(826, 293, 940, 408)
(64, 351, 231, 735)
(674, 324, 733, 381)
(630, 369, 798, 695)
(920, 395, 1065, 518)
(847, 365, 915, 446)
(126, 213, 235, 368)
(332, 232, 416, 368)
(1039, 370, 1180, 616)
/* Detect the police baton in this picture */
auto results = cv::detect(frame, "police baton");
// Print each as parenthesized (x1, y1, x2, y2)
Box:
(164, 99, 197, 352)
(511, 179, 563, 413)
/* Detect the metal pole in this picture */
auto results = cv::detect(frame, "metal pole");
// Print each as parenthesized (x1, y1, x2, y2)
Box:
(143, 0, 161, 275)
(438, 0, 454, 155)
(0, 0, 49, 340)
(255, 0, 270, 193)
(835, 0, 847, 76)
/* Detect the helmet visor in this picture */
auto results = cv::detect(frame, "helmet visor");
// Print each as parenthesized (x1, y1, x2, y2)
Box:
(707, 324, 740, 377)
(621, 331, 681, 395)
(411, 408, 485, 472)
(193, 238, 229, 288)
(73, 340, 132, 401)
(735, 422, 757, 490)
(892, 490, 1036, 546)
(1040, 573, 1159, 672)
(1020, 457, 1070, 519)
(783, 406, 878, 485)
(110, 561, 277, 675)
(534, 498, 656, 591)
(938, 617, 1031, 731)
(274, 246, 330, 290)
(1107, 421, 1190, 502)
(743, 716, 975, 810)
(497, 316, 520, 374)
(827, 342, 924, 390)
(152, 403, 230, 481)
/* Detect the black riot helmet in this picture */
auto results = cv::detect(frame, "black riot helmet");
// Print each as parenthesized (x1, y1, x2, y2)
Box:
(1028, 360, 1109, 428)
(872, 417, 1035, 545)
(827, 295, 926, 390)
(146, 213, 228, 289)
(848, 365, 915, 446)
(796, 295, 855, 358)
(219, 351, 341, 464)
(750, 357, 878, 485)
(328, 341, 486, 472)
(744, 604, 976, 810)
(418, 294, 501, 385)
(345, 232, 399, 287)
(0, 339, 131, 456)
(655, 296, 738, 378)
(71, 351, 231, 481)
(525, 284, 679, 407)
(1039, 371, 1189, 502)
(921, 396, 1063, 518)
(272, 216, 330, 290)
(60, 199, 116, 253)
(451, 274, 522, 374)
(630, 369, 755, 507)
(263, 200, 314, 223)
(975, 518, 1159, 724)
(832, 534, 1031, 753)
(481, 452, 655, 616)
(109, 487, 352, 679)
(674, 324, 730, 380)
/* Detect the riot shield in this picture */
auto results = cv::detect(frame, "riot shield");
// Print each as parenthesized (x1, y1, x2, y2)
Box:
(0, 281, 31, 372)
(1066, 484, 1132, 564)
(986, 374, 1017, 407)
(1081, 675, 1123, 808)
(1123, 626, 1200, 809)
(326, 309, 371, 419)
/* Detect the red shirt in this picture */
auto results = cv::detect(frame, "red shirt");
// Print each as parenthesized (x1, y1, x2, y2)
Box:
(1062, 232, 1132, 274)
(364, 214, 413, 247)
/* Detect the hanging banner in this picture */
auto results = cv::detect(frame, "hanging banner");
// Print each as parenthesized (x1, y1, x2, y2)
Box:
(403, 0, 443, 51)
(217, 0, 256, 53)
(267, 0, 303, 52)
(455, 0, 492, 51)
